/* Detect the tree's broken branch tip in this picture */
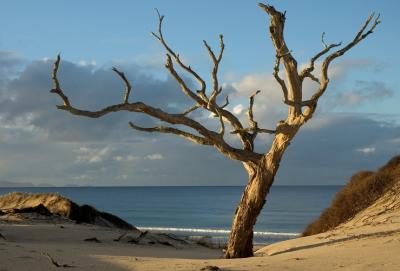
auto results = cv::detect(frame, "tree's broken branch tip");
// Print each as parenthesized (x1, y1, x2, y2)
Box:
(154, 8, 163, 19)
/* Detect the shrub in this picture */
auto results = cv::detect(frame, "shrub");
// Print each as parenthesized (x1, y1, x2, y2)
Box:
(302, 156, 400, 236)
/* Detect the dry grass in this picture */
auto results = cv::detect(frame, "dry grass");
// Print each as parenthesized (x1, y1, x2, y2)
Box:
(303, 155, 400, 236)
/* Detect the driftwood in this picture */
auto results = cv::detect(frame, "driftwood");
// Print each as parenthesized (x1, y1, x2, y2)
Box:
(42, 252, 75, 268)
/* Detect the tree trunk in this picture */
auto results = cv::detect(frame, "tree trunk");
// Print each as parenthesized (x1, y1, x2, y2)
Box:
(224, 158, 274, 258)
(225, 123, 300, 258)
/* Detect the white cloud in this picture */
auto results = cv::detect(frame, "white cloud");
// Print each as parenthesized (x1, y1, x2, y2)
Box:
(112, 154, 140, 162)
(116, 174, 128, 180)
(233, 104, 244, 115)
(357, 147, 376, 154)
(74, 146, 111, 164)
(112, 155, 123, 161)
(72, 174, 92, 180)
(127, 155, 139, 161)
(146, 153, 163, 160)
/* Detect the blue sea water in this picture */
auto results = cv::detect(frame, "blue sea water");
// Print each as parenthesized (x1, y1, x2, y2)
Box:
(0, 185, 341, 244)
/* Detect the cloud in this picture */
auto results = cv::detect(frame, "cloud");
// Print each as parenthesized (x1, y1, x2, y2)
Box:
(276, 114, 400, 185)
(0, 51, 24, 79)
(233, 104, 244, 115)
(357, 147, 376, 154)
(0, 54, 398, 186)
(328, 80, 393, 107)
(73, 146, 111, 164)
(0, 58, 195, 143)
(146, 153, 163, 160)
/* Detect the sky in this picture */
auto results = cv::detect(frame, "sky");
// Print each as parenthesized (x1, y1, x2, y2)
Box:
(0, 1, 399, 186)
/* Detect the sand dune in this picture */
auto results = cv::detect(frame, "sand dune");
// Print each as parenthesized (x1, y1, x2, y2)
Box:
(0, 181, 399, 270)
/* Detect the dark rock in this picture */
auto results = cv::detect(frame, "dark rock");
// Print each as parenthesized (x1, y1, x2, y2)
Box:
(0, 192, 136, 231)
(13, 204, 52, 216)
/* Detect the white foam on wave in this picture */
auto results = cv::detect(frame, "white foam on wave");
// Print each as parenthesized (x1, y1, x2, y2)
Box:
(137, 226, 299, 237)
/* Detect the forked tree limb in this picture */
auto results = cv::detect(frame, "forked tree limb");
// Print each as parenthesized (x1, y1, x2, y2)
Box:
(299, 34, 342, 82)
(231, 90, 276, 136)
(301, 13, 381, 120)
(151, 9, 207, 96)
(259, 3, 303, 117)
(203, 35, 225, 108)
(50, 56, 262, 163)
(150, 9, 255, 149)
(272, 55, 289, 104)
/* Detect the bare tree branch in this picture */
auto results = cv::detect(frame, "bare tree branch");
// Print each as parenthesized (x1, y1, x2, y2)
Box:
(220, 96, 229, 109)
(128, 122, 213, 146)
(50, 56, 261, 163)
(151, 9, 207, 96)
(215, 108, 225, 136)
(230, 90, 275, 137)
(248, 90, 261, 130)
(150, 11, 253, 149)
(203, 35, 225, 108)
(164, 54, 203, 104)
(302, 13, 381, 120)
(259, 3, 303, 117)
(112, 67, 132, 104)
(299, 32, 341, 82)
(273, 54, 290, 104)
(50, 54, 70, 107)
(180, 104, 201, 116)
(230, 127, 275, 135)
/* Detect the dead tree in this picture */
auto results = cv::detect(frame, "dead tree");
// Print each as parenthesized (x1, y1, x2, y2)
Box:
(50, 3, 380, 258)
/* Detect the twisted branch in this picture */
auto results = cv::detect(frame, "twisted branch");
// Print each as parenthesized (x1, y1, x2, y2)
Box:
(50, 56, 261, 163)
(112, 67, 132, 104)
(128, 122, 212, 145)
(203, 35, 225, 108)
(151, 9, 206, 96)
(302, 13, 381, 119)
(151, 10, 252, 149)
(299, 32, 341, 82)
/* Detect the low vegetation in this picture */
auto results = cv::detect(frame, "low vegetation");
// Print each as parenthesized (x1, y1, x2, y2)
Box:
(303, 156, 400, 236)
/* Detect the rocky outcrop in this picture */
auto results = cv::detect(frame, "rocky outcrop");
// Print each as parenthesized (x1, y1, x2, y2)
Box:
(0, 192, 135, 230)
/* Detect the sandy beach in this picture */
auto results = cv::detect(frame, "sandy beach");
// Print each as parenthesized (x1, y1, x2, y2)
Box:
(1, 182, 399, 271)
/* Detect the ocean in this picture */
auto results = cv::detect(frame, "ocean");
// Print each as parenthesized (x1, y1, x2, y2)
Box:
(0, 185, 341, 244)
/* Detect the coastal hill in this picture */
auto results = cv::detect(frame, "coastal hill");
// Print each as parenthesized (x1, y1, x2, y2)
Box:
(0, 157, 399, 270)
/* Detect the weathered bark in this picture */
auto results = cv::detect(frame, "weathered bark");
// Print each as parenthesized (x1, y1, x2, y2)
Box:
(225, 120, 301, 258)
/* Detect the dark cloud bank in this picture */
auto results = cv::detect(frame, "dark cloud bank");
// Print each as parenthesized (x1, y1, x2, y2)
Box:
(0, 53, 398, 186)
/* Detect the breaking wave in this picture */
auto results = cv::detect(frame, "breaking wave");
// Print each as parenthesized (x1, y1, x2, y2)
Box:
(137, 226, 299, 237)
